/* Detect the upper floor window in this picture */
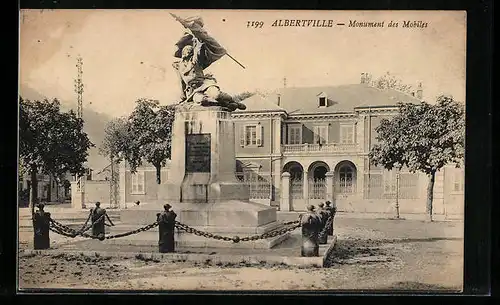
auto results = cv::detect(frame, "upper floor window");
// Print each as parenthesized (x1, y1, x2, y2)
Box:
(240, 124, 263, 147)
(313, 125, 328, 144)
(317, 92, 328, 107)
(340, 124, 355, 144)
(288, 125, 302, 145)
(131, 170, 145, 194)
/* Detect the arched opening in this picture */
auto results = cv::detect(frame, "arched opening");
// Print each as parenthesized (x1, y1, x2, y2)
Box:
(307, 161, 330, 181)
(307, 161, 330, 200)
(283, 161, 304, 181)
(334, 160, 357, 194)
(283, 161, 304, 200)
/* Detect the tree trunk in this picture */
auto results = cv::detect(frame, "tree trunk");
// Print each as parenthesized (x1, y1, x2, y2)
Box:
(29, 165, 38, 228)
(155, 164, 161, 184)
(426, 171, 436, 222)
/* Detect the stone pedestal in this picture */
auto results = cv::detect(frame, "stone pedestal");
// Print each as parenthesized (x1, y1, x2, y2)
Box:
(121, 105, 289, 249)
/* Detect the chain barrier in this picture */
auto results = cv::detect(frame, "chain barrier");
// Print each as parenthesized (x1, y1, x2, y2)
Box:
(47, 213, 304, 244)
(48, 212, 158, 240)
(174, 219, 301, 243)
(49, 212, 105, 238)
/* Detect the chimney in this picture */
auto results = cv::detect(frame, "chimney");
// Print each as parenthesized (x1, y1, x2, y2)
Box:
(277, 94, 281, 106)
(416, 82, 423, 99)
(360, 73, 366, 84)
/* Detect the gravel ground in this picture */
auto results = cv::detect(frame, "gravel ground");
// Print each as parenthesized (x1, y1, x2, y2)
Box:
(18, 218, 463, 292)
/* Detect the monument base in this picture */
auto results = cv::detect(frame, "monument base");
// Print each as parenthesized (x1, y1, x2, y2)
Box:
(120, 200, 290, 249)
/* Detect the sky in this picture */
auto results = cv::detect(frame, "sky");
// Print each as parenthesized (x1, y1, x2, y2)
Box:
(19, 10, 466, 118)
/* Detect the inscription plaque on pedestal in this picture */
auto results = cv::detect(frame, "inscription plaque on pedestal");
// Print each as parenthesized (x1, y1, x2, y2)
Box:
(185, 134, 211, 173)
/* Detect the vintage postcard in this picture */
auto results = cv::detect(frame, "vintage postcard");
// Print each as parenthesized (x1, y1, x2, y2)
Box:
(18, 9, 466, 292)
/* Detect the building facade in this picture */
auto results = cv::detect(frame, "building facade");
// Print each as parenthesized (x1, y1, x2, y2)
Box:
(113, 78, 464, 218)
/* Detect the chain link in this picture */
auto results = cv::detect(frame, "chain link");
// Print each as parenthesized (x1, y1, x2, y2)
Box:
(48, 214, 158, 240)
(175, 220, 301, 243)
(47, 214, 303, 244)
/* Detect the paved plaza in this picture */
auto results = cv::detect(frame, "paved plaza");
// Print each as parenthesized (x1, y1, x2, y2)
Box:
(18, 210, 463, 291)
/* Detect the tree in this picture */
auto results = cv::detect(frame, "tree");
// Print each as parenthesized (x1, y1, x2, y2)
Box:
(19, 97, 94, 219)
(99, 117, 131, 163)
(368, 95, 465, 221)
(124, 99, 176, 184)
(373, 71, 413, 94)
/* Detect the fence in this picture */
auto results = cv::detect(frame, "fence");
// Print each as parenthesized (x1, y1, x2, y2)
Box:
(308, 179, 326, 199)
(363, 171, 420, 200)
(290, 178, 303, 199)
(237, 172, 272, 200)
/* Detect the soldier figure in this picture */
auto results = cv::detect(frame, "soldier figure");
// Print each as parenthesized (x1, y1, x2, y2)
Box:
(33, 203, 51, 250)
(300, 205, 322, 257)
(325, 200, 336, 236)
(172, 36, 246, 112)
(157, 204, 177, 253)
(317, 202, 329, 245)
(90, 202, 106, 240)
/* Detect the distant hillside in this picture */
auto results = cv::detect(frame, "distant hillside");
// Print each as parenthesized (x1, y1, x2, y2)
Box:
(19, 84, 112, 172)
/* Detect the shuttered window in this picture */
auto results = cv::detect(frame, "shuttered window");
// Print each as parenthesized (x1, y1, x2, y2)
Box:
(313, 125, 328, 144)
(288, 125, 302, 144)
(240, 124, 263, 147)
(340, 124, 354, 144)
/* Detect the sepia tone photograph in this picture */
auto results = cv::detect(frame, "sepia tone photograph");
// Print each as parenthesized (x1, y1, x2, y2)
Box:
(18, 9, 466, 292)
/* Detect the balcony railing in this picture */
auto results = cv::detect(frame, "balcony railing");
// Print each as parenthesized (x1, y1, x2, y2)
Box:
(282, 143, 360, 154)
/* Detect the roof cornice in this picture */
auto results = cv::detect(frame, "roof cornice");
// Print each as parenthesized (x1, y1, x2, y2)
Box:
(231, 111, 287, 119)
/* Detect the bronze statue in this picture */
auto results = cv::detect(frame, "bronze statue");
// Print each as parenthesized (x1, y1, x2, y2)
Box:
(300, 205, 322, 257)
(157, 204, 177, 253)
(325, 200, 336, 236)
(90, 202, 106, 240)
(33, 203, 51, 250)
(171, 14, 247, 112)
(317, 202, 329, 244)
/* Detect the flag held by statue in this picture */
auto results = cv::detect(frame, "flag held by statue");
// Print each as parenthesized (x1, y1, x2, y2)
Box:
(171, 13, 227, 70)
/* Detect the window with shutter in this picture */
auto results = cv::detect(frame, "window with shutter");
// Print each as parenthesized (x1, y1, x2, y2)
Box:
(314, 126, 328, 144)
(256, 124, 263, 146)
(288, 125, 301, 144)
(239, 125, 245, 147)
(243, 124, 261, 147)
(340, 124, 354, 144)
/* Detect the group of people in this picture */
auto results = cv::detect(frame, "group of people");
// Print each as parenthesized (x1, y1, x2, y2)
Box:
(300, 200, 337, 257)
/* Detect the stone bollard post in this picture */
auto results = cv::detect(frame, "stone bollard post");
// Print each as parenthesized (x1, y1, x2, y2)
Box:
(33, 204, 51, 250)
(317, 203, 329, 244)
(280, 172, 291, 212)
(300, 205, 321, 257)
(91, 202, 106, 240)
(325, 200, 336, 236)
(157, 204, 177, 253)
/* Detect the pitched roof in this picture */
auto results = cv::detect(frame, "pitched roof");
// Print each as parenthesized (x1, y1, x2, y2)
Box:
(234, 93, 286, 113)
(239, 84, 421, 115)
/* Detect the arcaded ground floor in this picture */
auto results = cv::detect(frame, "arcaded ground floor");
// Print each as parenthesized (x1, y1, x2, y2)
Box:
(18, 215, 463, 292)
